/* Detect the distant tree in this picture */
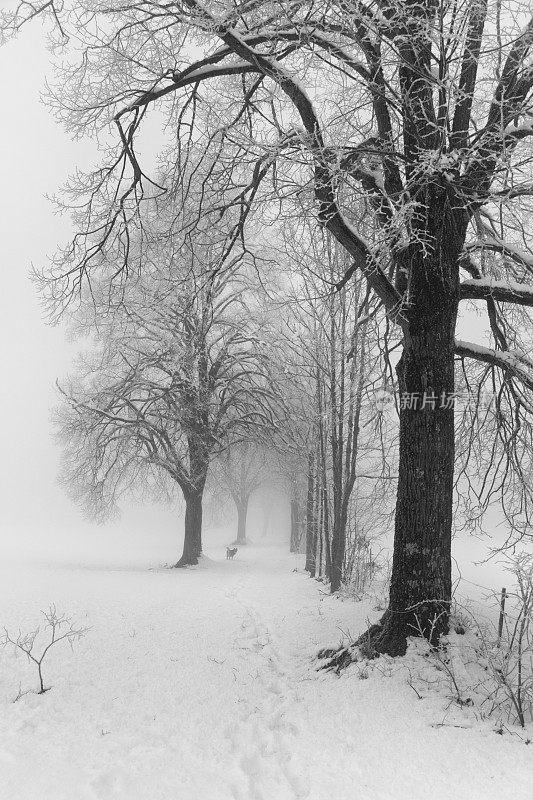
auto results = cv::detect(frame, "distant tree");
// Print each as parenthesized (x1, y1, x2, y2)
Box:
(56, 231, 278, 567)
(274, 227, 393, 589)
(210, 442, 267, 545)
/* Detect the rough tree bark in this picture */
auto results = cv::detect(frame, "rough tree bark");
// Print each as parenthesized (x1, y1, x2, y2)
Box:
(354, 189, 462, 656)
(174, 490, 204, 567)
(174, 436, 209, 567)
(371, 318, 456, 653)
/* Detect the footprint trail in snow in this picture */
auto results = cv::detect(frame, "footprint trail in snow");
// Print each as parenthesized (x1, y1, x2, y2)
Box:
(226, 582, 311, 800)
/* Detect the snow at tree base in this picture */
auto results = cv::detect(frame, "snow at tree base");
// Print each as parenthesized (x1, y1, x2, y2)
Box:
(0, 532, 531, 800)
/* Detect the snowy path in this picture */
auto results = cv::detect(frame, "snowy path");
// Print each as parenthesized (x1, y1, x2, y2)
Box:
(0, 539, 532, 799)
(224, 574, 310, 800)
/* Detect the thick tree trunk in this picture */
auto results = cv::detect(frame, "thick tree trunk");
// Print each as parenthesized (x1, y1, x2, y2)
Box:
(369, 201, 460, 655)
(235, 496, 249, 545)
(322, 301, 458, 667)
(373, 312, 456, 654)
(318, 200, 463, 666)
(174, 434, 208, 568)
(174, 491, 203, 567)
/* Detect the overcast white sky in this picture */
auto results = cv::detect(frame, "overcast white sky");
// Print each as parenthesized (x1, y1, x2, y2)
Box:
(0, 22, 183, 565)
(0, 16, 524, 589)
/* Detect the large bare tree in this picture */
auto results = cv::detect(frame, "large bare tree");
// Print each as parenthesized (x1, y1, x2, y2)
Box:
(5, 0, 533, 654)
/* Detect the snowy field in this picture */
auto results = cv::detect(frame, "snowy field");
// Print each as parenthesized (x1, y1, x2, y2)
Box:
(0, 532, 532, 800)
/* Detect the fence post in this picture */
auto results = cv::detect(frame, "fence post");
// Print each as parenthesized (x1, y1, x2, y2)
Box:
(497, 587, 507, 645)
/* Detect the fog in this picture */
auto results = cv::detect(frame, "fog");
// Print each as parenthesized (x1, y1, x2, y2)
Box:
(0, 25, 188, 565)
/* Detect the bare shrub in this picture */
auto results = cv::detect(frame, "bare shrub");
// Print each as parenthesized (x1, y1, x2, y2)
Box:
(2, 605, 89, 696)
(483, 556, 533, 728)
(343, 533, 384, 600)
(406, 561, 533, 730)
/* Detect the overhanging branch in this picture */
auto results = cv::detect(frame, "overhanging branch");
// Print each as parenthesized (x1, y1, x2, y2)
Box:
(455, 339, 533, 392)
(460, 279, 533, 307)
(180, 0, 405, 327)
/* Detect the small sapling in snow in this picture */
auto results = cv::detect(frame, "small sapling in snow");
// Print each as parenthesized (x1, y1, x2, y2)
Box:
(2, 604, 89, 696)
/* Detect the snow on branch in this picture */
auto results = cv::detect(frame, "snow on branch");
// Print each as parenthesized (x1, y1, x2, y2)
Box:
(464, 236, 533, 273)
(460, 278, 533, 307)
(455, 340, 533, 392)
(504, 116, 533, 139)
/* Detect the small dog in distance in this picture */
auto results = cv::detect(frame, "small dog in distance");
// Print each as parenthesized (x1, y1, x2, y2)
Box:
(226, 547, 238, 560)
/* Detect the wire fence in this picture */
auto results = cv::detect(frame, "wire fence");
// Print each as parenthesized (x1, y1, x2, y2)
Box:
(453, 574, 524, 626)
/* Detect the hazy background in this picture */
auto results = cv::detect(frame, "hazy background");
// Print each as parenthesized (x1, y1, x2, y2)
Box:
(0, 16, 524, 596)
(0, 21, 191, 566)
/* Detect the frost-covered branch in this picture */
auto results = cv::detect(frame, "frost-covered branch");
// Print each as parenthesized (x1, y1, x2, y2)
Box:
(460, 278, 533, 308)
(455, 339, 533, 392)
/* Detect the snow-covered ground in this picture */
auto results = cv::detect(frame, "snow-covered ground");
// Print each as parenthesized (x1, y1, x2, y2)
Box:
(0, 533, 531, 800)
